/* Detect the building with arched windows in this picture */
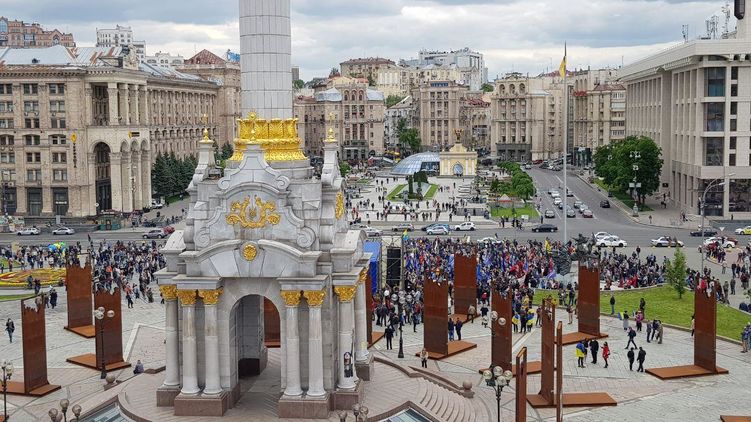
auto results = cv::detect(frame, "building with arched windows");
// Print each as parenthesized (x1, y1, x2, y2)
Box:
(0, 45, 230, 217)
(0, 17, 75, 48)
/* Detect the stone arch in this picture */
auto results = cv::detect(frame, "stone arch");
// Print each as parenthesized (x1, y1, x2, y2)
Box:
(93, 142, 112, 212)
(343, 90, 349, 101)
(358, 90, 364, 101)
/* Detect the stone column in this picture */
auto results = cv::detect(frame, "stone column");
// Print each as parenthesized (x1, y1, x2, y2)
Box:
(354, 270, 368, 362)
(280, 290, 302, 397)
(177, 289, 200, 395)
(84, 86, 93, 126)
(110, 153, 123, 212)
(159, 285, 180, 388)
(142, 150, 152, 206)
(133, 151, 143, 210)
(303, 290, 326, 397)
(198, 289, 222, 395)
(140, 86, 149, 125)
(334, 285, 358, 390)
(107, 83, 118, 126)
(133, 84, 140, 126)
(120, 83, 130, 126)
(120, 153, 133, 212)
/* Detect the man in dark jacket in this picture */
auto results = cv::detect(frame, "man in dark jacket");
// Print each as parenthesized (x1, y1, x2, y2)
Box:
(637, 347, 647, 372)
(455, 318, 463, 341)
(590, 339, 599, 364)
(627, 348, 635, 371)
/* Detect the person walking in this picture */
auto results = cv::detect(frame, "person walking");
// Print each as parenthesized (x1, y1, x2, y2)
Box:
(637, 347, 647, 372)
(467, 304, 476, 323)
(448, 318, 455, 341)
(455, 318, 463, 341)
(602, 342, 610, 368)
(385, 325, 394, 350)
(646, 319, 653, 343)
(412, 311, 419, 333)
(657, 320, 664, 344)
(690, 315, 695, 337)
(650, 319, 659, 342)
(567, 304, 574, 325)
(609, 294, 616, 315)
(420, 347, 428, 368)
(590, 339, 600, 364)
(5, 318, 14, 343)
(49, 287, 58, 309)
(626, 327, 637, 349)
(622, 310, 630, 331)
(575, 341, 586, 368)
(627, 347, 635, 371)
(635, 310, 644, 332)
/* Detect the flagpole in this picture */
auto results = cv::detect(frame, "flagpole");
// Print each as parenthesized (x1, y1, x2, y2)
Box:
(562, 43, 568, 246)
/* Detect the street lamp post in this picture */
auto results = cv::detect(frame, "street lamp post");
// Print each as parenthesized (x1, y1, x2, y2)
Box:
(483, 365, 513, 422)
(47, 399, 82, 422)
(394, 291, 406, 359)
(700, 174, 734, 276)
(1, 360, 13, 421)
(94, 306, 115, 379)
(486, 310, 507, 369)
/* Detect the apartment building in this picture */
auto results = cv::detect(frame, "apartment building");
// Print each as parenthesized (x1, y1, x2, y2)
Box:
(489, 74, 565, 161)
(0, 45, 220, 217)
(384, 96, 415, 152)
(295, 77, 386, 160)
(571, 69, 626, 165)
(0, 17, 74, 48)
(414, 81, 468, 151)
(143, 51, 185, 68)
(460, 95, 491, 153)
(96, 25, 146, 59)
(618, 15, 751, 218)
(340, 57, 395, 82)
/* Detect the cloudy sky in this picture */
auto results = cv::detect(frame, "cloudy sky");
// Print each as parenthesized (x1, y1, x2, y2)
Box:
(4, 0, 734, 80)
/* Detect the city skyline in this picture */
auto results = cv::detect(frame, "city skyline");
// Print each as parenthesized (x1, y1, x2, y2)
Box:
(2, 0, 732, 80)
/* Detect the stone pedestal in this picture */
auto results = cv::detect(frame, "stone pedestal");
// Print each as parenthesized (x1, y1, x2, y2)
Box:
(173, 391, 230, 417)
(355, 353, 375, 381)
(278, 393, 331, 419)
(331, 380, 364, 411)
(156, 386, 180, 407)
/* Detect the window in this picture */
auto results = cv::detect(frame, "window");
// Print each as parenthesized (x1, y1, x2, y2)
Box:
(0, 119, 12, 129)
(24, 118, 39, 129)
(0, 153, 14, 164)
(0, 135, 13, 146)
(731, 102, 737, 115)
(704, 137, 724, 166)
(730, 153, 736, 166)
(0, 102, 13, 112)
(26, 169, 41, 181)
(50, 134, 67, 145)
(731, 85, 738, 97)
(22, 84, 38, 95)
(26, 152, 41, 163)
(730, 136, 737, 149)
(731, 119, 737, 131)
(0, 84, 12, 95)
(52, 169, 67, 182)
(730, 179, 751, 212)
(1, 170, 15, 181)
(52, 152, 66, 163)
(51, 118, 66, 129)
(49, 100, 65, 112)
(731, 66, 739, 80)
(705, 103, 724, 131)
(48, 84, 65, 95)
(23, 101, 39, 113)
(705, 68, 725, 96)
(24, 135, 40, 146)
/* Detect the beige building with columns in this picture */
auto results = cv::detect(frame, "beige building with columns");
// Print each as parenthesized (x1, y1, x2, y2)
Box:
(0, 45, 221, 217)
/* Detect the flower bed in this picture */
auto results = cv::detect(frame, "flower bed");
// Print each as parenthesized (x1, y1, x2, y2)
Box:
(0, 268, 66, 288)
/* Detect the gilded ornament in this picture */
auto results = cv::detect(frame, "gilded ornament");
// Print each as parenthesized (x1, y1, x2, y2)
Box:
(243, 244, 258, 261)
(303, 290, 326, 307)
(280, 290, 301, 307)
(233, 110, 306, 162)
(198, 289, 223, 305)
(334, 285, 357, 302)
(226, 196, 281, 229)
(228, 137, 246, 161)
(358, 269, 367, 285)
(176, 289, 197, 306)
(159, 284, 177, 300)
(335, 191, 345, 220)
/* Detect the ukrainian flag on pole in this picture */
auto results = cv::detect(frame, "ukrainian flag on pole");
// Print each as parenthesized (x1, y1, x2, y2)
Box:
(559, 42, 567, 78)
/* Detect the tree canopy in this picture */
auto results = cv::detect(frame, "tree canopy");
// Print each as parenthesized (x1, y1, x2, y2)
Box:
(386, 95, 406, 108)
(593, 136, 663, 204)
(490, 161, 536, 200)
(293, 79, 305, 90)
(666, 248, 687, 299)
(397, 118, 421, 154)
(151, 152, 197, 200)
(481, 83, 494, 93)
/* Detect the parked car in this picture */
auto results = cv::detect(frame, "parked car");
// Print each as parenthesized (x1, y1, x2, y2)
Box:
(162, 226, 176, 235)
(143, 229, 166, 239)
(454, 221, 476, 231)
(392, 223, 414, 232)
(52, 226, 75, 235)
(566, 208, 576, 218)
(650, 236, 684, 247)
(690, 228, 718, 237)
(524, 164, 532, 170)
(544, 209, 555, 219)
(599, 200, 610, 208)
(364, 227, 382, 237)
(596, 235, 627, 248)
(582, 209, 593, 218)
(735, 225, 751, 235)
(17, 227, 40, 236)
(426, 225, 449, 235)
(703, 236, 737, 249)
(532, 224, 558, 233)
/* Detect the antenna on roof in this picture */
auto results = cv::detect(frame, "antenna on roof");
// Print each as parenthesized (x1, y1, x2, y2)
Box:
(682, 24, 689, 42)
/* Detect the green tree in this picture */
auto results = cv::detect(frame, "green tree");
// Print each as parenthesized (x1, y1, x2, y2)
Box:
(593, 136, 663, 205)
(666, 248, 687, 299)
(221, 143, 234, 160)
(293, 79, 305, 90)
(151, 153, 169, 198)
(407, 175, 414, 196)
(329, 67, 340, 78)
(367, 75, 376, 86)
(339, 161, 351, 177)
(396, 118, 421, 153)
(481, 83, 494, 93)
(386, 95, 406, 108)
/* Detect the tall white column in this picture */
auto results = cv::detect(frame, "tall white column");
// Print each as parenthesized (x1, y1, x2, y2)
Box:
(304, 290, 326, 397)
(198, 289, 222, 395)
(160, 285, 180, 388)
(177, 289, 200, 395)
(354, 272, 368, 362)
(335, 286, 358, 390)
(281, 290, 302, 397)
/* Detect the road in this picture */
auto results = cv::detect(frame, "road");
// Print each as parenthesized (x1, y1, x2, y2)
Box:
(0, 230, 165, 246)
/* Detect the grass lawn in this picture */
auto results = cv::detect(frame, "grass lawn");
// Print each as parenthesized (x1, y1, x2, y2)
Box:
(491, 205, 539, 219)
(0, 293, 34, 302)
(386, 184, 406, 201)
(424, 184, 438, 200)
(534, 285, 748, 341)
(593, 178, 653, 212)
(386, 184, 439, 202)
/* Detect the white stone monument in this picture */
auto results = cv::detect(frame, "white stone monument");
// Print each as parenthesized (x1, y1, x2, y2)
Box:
(154, 0, 371, 418)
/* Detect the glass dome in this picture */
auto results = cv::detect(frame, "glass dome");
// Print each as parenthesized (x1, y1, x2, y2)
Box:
(391, 153, 440, 176)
